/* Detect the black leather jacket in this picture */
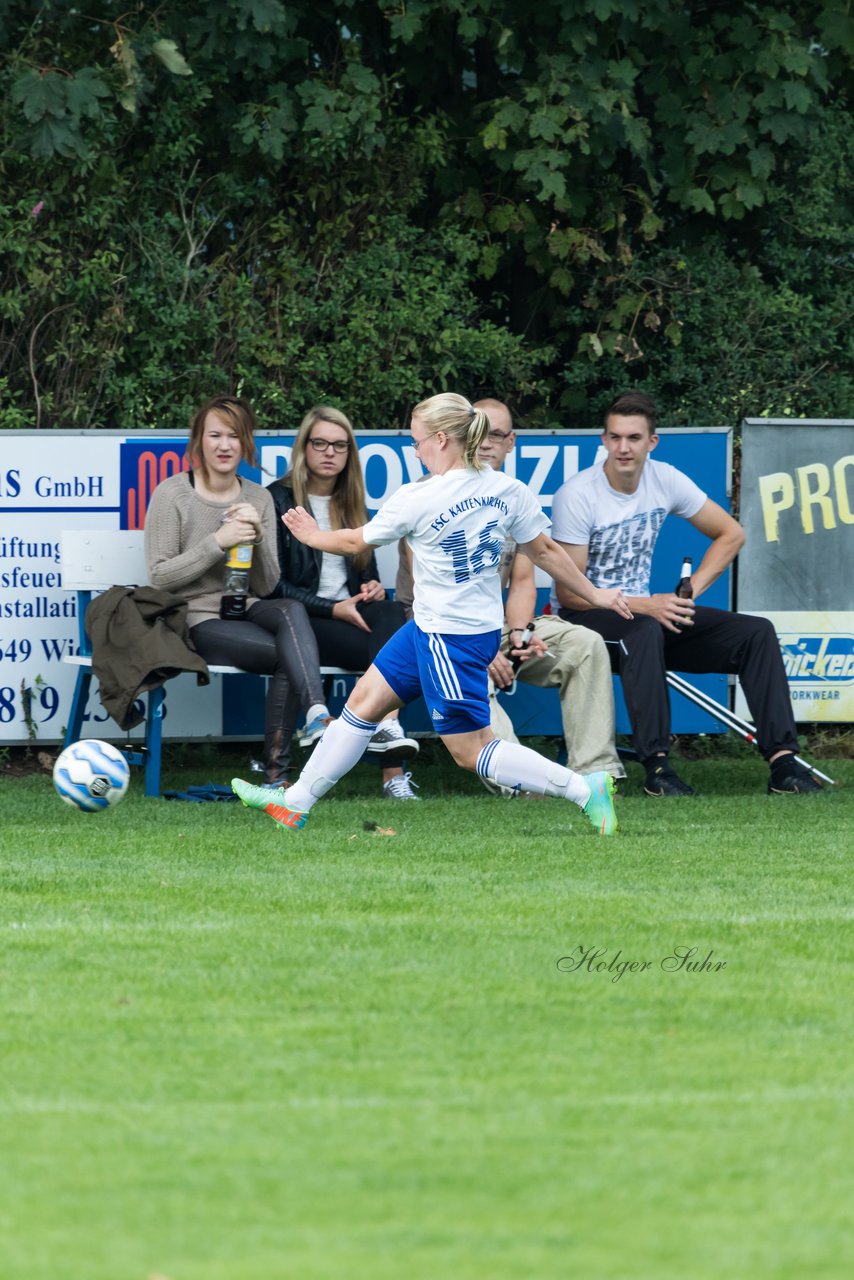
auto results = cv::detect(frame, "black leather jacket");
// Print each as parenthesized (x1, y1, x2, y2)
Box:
(267, 481, 380, 618)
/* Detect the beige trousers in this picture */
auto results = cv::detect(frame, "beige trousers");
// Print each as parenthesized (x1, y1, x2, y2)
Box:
(489, 615, 625, 777)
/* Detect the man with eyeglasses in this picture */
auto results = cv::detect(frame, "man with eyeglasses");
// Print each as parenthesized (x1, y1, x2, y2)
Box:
(471, 400, 624, 793)
(394, 398, 623, 795)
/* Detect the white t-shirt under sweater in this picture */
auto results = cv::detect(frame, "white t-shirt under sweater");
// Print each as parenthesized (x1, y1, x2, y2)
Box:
(308, 494, 350, 603)
(550, 458, 706, 603)
(363, 466, 548, 634)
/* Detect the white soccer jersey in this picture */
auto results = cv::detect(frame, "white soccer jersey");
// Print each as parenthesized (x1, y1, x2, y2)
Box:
(364, 466, 549, 633)
(551, 458, 706, 600)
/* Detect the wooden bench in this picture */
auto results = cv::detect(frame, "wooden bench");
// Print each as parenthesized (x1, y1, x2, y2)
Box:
(60, 530, 360, 798)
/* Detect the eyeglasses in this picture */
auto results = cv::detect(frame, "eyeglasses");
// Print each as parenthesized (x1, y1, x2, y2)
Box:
(486, 429, 513, 442)
(308, 438, 349, 454)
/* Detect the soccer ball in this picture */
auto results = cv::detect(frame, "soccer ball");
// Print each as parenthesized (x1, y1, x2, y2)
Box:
(53, 739, 130, 812)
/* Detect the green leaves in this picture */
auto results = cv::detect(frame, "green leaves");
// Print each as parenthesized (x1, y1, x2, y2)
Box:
(1, 0, 850, 430)
(782, 80, 811, 113)
(818, 4, 854, 56)
(10, 68, 110, 158)
(12, 66, 111, 130)
(9, 23, 194, 152)
(66, 68, 112, 118)
(236, 91, 297, 161)
(12, 70, 68, 123)
(683, 188, 716, 216)
(578, 332, 604, 361)
(151, 40, 193, 77)
(237, 0, 291, 34)
(112, 34, 142, 114)
(296, 64, 385, 160)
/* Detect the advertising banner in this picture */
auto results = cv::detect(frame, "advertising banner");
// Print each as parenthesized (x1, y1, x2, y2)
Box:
(0, 428, 732, 745)
(738, 419, 854, 722)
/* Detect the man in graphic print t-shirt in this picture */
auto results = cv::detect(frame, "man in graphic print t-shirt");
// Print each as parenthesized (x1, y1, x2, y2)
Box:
(550, 391, 821, 798)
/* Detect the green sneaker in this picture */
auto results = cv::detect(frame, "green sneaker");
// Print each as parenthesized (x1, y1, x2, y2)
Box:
(231, 778, 309, 830)
(581, 771, 619, 836)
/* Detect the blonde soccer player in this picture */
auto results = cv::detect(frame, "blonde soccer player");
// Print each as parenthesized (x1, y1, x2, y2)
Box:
(231, 393, 633, 835)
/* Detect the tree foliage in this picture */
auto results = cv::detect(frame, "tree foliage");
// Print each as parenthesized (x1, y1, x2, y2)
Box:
(1, 0, 851, 430)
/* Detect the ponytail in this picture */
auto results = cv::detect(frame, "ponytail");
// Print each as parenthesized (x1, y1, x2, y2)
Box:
(464, 406, 490, 470)
(411, 392, 488, 471)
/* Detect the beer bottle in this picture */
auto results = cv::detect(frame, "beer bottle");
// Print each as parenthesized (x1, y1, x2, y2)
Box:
(509, 621, 536, 671)
(220, 542, 253, 620)
(675, 557, 693, 599)
(674, 556, 693, 631)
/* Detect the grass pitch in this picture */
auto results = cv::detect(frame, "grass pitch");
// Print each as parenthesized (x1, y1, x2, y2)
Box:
(1, 747, 852, 1280)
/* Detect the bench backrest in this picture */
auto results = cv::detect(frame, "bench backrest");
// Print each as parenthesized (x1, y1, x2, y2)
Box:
(60, 529, 149, 590)
(60, 530, 150, 656)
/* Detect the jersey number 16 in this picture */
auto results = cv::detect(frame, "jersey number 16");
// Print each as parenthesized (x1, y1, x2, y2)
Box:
(439, 520, 503, 583)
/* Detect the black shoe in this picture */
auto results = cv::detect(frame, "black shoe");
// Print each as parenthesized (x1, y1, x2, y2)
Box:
(768, 766, 823, 794)
(643, 764, 696, 797)
(365, 723, 420, 766)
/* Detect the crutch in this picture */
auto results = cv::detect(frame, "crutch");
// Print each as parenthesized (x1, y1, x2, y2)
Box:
(665, 670, 837, 787)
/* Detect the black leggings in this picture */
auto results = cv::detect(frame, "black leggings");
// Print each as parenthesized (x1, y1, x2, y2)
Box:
(191, 597, 325, 785)
(307, 599, 407, 669)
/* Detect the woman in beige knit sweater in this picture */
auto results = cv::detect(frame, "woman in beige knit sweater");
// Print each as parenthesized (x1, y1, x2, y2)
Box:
(144, 394, 331, 788)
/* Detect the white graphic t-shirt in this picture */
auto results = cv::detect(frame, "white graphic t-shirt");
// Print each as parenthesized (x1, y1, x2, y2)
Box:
(550, 458, 706, 601)
(364, 466, 548, 633)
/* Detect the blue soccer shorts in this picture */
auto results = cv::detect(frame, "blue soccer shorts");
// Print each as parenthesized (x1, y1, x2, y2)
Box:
(374, 619, 501, 736)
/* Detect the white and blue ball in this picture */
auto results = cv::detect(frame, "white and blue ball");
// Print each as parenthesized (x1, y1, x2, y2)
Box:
(53, 739, 130, 812)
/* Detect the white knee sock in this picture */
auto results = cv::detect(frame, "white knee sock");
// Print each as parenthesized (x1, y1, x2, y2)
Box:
(285, 706, 378, 813)
(476, 738, 591, 807)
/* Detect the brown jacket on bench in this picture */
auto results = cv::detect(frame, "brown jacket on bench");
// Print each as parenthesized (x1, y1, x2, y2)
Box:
(85, 586, 210, 730)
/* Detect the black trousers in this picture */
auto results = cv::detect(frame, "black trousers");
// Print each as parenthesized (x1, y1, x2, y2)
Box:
(308, 598, 407, 670)
(558, 604, 799, 763)
(191, 597, 326, 786)
(307, 600, 409, 772)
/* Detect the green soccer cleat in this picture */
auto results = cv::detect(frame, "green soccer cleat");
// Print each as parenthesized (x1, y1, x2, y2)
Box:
(231, 778, 309, 830)
(581, 771, 619, 836)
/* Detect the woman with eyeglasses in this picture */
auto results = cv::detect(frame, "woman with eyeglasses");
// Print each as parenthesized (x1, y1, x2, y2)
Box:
(267, 406, 420, 799)
(145, 394, 335, 791)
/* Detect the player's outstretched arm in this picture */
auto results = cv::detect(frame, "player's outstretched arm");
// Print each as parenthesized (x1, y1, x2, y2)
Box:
(520, 533, 633, 620)
(281, 506, 369, 557)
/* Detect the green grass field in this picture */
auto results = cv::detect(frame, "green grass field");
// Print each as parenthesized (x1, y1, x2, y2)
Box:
(2, 746, 852, 1280)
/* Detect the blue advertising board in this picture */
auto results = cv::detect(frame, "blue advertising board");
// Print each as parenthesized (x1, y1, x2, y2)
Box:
(240, 428, 733, 739)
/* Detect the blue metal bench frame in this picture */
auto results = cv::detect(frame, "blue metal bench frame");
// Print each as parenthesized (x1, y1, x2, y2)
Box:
(63, 598, 359, 798)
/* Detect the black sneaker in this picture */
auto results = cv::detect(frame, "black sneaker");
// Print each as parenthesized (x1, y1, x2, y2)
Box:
(365, 723, 420, 766)
(768, 766, 823, 794)
(643, 764, 696, 797)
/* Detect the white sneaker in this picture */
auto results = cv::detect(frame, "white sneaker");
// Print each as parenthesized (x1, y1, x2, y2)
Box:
(480, 777, 520, 799)
(382, 771, 420, 800)
(377, 717, 403, 737)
